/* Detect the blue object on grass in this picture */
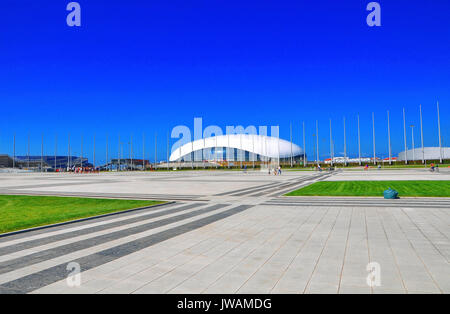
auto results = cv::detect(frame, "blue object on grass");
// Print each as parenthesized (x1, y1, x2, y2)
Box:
(384, 188, 399, 199)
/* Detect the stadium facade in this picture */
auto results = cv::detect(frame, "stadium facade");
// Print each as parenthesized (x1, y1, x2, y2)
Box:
(398, 147, 450, 161)
(0, 155, 90, 170)
(169, 134, 305, 163)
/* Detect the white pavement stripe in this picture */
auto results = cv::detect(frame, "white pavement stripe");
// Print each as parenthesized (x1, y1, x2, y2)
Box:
(32, 204, 261, 294)
(0, 204, 211, 263)
(0, 203, 235, 286)
(0, 203, 184, 248)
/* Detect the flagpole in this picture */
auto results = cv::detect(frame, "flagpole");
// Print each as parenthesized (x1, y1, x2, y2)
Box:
(419, 105, 424, 164)
(357, 114, 361, 166)
(437, 101, 442, 163)
(303, 121, 306, 167)
(142, 133, 145, 171)
(372, 112, 376, 165)
(329, 119, 333, 167)
(403, 108, 408, 164)
(316, 120, 319, 166)
(343, 117, 347, 166)
(387, 110, 392, 165)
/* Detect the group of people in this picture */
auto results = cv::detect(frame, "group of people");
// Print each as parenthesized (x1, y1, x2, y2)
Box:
(430, 163, 439, 172)
(268, 166, 282, 175)
(64, 166, 99, 173)
(363, 164, 382, 170)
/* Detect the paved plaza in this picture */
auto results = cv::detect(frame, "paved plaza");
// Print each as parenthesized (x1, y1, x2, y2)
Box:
(0, 169, 449, 294)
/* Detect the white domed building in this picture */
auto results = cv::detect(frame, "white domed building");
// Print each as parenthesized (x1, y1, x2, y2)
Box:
(169, 134, 305, 163)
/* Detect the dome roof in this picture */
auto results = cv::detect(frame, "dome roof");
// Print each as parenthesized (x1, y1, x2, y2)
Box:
(170, 134, 303, 161)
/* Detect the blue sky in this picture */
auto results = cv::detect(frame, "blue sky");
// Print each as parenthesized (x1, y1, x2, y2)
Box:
(0, 0, 449, 163)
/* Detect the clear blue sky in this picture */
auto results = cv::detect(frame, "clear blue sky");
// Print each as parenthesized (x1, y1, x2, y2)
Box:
(1, 0, 449, 163)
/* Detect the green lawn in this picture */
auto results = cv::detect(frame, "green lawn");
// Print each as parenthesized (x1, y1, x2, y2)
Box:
(285, 181, 450, 197)
(0, 195, 165, 234)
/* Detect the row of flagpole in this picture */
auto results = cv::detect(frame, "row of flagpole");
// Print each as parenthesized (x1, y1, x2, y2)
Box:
(6, 102, 445, 170)
(9, 131, 170, 172)
(297, 102, 443, 166)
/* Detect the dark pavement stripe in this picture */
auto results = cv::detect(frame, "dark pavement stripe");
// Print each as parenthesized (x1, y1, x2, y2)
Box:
(0, 202, 181, 244)
(262, 202, 450, 208)
(0, 204, 253, 294)
(213, 182, 280, 196)
(250, 174, 330, 197)
(0, 204, 229, 275)
(0, 203, 203, 256)
(0, 191, 204, 201)
(2, 180, 122, 190)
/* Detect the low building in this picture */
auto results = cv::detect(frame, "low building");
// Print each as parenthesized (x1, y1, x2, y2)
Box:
(324, 157, 381, 164)
(0, 155, 89, 170)
(398, 147, 450, 161)
(0, 155, 13, 168)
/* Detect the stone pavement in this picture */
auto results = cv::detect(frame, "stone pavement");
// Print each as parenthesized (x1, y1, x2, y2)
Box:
(0, 169, 448, 294)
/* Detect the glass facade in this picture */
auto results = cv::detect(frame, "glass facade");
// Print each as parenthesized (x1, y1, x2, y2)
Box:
(177, 147, 304, 163)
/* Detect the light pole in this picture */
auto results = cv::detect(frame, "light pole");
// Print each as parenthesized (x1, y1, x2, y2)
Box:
(81, 135, 84, 168)
(155, 133, 157, 169)
(387, 111, 392, 165)
(167, 132, 170, 171)
(290, 123, 293, 167)
(192, 135, 194, 169)
(118, 134, 121, 171)
(68, 133, 71, 170)
(343, 117, 347, 166)
(316, 120, 319, 166)
(437, 101, 442, 163)
(312, 133, 317, 165)
(410, 125, 415, 162)
(357, 114, 361, 166)
(119, 141, 127, 170)
(13, 133, 15, 169)
(142, 133, 145, 171)
(27, 133, 30, 169)
(403, 108, 408, 165)
(54, 134, 57, 170)
(130, 135, 133, 171)
(93, 134, 96, 170)
(252, 134, 255, 169)
(128, 141, 131, 170)
(372, 112, 376, 165)
(303, 121, 306, 167)
(419, 105, 425, 164)
(41, 133, 44, 172)
(106, 134, 109, 171)
(329, 119, 333, 167)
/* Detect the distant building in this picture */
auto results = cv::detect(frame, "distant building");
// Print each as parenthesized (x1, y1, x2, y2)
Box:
(110, 159, 150, 170)
(0, 155, 13, 168)
(398, 147, 450, 161)
(169, 134, 305, 163)
(324, 157, 380, 164)
(0, 155, 89, 169)
(382, 157, 398, 162)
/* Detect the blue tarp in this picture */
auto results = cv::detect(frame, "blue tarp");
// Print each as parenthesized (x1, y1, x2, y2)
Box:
(384, 188, 399, 199)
